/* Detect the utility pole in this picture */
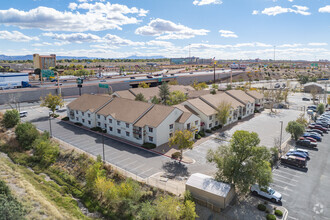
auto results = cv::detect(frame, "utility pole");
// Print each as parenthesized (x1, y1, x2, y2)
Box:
(102, 132, 105, 163)
(49, 112, 53, 138)
(279, 121, 283, 157)
(213, 60, 216, 85)
(273, 46, 276, 62)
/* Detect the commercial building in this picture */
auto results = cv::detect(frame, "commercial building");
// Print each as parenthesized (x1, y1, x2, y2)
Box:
(170, 57, 213, 65)
(303, 82, 324, 93)
(33, 54, 56, 70)
(186, 173, 235, 212)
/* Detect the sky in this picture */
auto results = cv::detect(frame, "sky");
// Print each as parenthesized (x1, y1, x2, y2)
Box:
(0, 0, 329, 60)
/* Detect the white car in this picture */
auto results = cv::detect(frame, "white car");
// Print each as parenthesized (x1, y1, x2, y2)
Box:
(250, 184, 282, 203)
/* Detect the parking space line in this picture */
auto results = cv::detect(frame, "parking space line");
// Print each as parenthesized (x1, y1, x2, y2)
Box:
(275, 168, 303, 176)
(110, 154, 127, 161)
(129, 164, 146, 172)
(112, 157, 131, 165)
(138, 167, 154, 176)
(273, 173, 299, 182)
(270, 184, 293, 191)
(288, 216, 298, 220)
(121, 160, 139, 169)
(273, 178, 296, 187)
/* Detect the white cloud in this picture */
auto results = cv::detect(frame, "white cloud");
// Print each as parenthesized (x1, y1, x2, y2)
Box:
(135, 18, 209, 39)
(219, 30, 238, 38)
(261, 5, 311, 16)
(146, 40, 173, 47)
(0, 30, 39, 42)
(319, 5, 330, 13)
(103, 34, 145, 46)
(193, 0, 222, 6)
(43, 32, 101, 43)
(0, 3, 148, 32)
(308, 42, 328, 46)
(278, 43, 302, 48)
(68, 3, 78, 10)
(252, 10, 259, 15)
(32, 42, 52, 47)
(288, 0, 294, 2)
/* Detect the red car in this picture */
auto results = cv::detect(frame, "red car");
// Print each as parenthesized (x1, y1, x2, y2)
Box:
(308, 125, 328, 133)
(299, 137, 317, 142)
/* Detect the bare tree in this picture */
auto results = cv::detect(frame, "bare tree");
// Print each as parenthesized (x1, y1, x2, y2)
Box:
(310, 88, 318, 104)
(6, 93, 22, 111)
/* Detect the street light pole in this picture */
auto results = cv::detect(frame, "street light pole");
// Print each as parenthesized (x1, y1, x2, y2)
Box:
(279, 121, 283, 157)
(213, 61, 216, 85)
(49, 113, 53, 138)
(102, 132, 105, 163)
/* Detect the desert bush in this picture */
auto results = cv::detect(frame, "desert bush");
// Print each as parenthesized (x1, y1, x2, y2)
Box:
(2, 109, 20, 128)
(171, 152, 181, 159)
(198, 130, 205, 137)
(15, 122, 39, 150)
(61, 117, 69, 121)
(205, 129, 212, 133)
(74, 122, 82, 126)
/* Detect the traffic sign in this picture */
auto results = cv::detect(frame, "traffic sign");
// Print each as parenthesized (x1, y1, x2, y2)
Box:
(76, 78, 83, 85)
(77, 85, 82, 88)
(99, 83, 109, 89)
(41, 70, 54, 78)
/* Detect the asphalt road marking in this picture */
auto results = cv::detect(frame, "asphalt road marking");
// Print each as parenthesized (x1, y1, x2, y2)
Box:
(273, 173, 299, 182)
(270, 184, 293, 191)
(272, 178, 296, 187)
(129, 164, 147, 173)
(138, 167, 154, 176)
(288, 216, 298, 220)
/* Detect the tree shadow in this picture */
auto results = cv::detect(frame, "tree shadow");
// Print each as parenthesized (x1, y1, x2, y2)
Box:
(162, 161, 190, 178)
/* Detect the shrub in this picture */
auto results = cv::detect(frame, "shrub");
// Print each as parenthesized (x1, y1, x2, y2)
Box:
(198, 130, 205, 137)
(184, 190, 194, 202)
(195, 134, 201, 140)
(274, 209, 283, 217)
(2, 109, 20, 128)
(91, 127, 103, 132)
(171, 152, 181, 159)
(15, 122, 39, 150)
(62, 116, 69, 121)
(266, 214, 276, 220)
(205, 129, 212, 133)
(142, 143, 156, 149)
(74, 122, 82, 126)
(33, 138, 60, 167)
(257, 204, 266, 211)
(211, 127, 217, 131)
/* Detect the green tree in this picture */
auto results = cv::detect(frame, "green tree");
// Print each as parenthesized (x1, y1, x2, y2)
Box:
(138, 82, 150, 88)
(166, 91, 187, 105)
(317, 103, 325, 114)
(207, 130, 272, 194)
(33, 137, 59, 167)
(182, 200, 198, 220)
(285, 121, 305, 141)
(296, 114, 308, 127)
(169, 130, 194, 161)
(154, 195, 183, 220)
(15, 122, 39, 150)
(137, 201, 157, 220)
(159, 83, 170, 104)
(150, 96, 160, 104)
(216, 101, 232, 126)
(135, 93, 147, 102)
(40, 93, 64, 115)
(85, 156, 105, 192)
(2, 109, 20, 128)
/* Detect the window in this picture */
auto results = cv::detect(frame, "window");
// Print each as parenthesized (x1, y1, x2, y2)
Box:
(187, 123, 191, 130)
(126, 131, 130, 137)
(75, 110, 78, 114)
(104, 116, 106, 120)
(117, 121, 120, 126)
(82, 119, 85, 123)
(126, 123, 129, 128)
(82, 112, 85, 116)
(169, 133, 173, 138)
(149, 127, 153, 133)
(117, 129, 121, 134)
(88, 113, 90, 117)
(76, 117, 78, 121)
(169, 124, 174, 129)
(105, 124, 107, 128)
(195, 120, 198, 126)
(109, 119, 112, 123)
(109, 127, 113, 131)
(97, 122, 101, 126)
(149, 136, 153, 142)
(97, 115, 100, 119)
(88, 121, 91, 125)
(215, 121, 218, 125)
(209, 123, 212, 128)
(209, 116, 212, 120)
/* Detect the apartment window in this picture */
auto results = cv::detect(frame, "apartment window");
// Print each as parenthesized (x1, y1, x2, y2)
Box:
(126, 123, 129, 128)
(215, 121, 218, 125)
(88, 113, 91, 117)
(149, 136, 153, 142)
(117, 129, 121, 134)
(117, 121, 120, 126)
(149, 127, 153, 133)
(187, 123, 191, 130)
(105, 124, 107, 128)
(76, 117, 78, 121)
(97, 122, 101, 126)
(169, 124, 174, 129)
(109, 119, 112, 123)
(195, 120, 198, 126)
(109, 127, 113, 131)
(82, 112, 85, 116)
(209, 116, 212, 120)
(209, 123, 212, 128)
(88, 121, 91, 125)
(126, 132, 130, 137)
(75, 110, 78, 114)
(97, 115, 100, 119)
(169, 133, 173, 138)
(104, 116, 106, 120)
(82, 119, 85, 123)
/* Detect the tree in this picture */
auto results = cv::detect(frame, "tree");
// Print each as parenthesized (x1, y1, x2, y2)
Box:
(169, 130, 194, 161)
(317, 103, 325, 114)
(154, 195, 183, 220)
(310, 88, 318, 104)
(216, 101, 231, 126)
(135, 93, 147, 102)
(182, 200, 198, 220)
(282, 89, 289, 103)
(34, 68, 41, 81)
(207, 130, 272, 194)
(40, 93, 64, 115)
(2, 109, 20, 128)
(285, 121, 305, 141)
(15, 122, 39, 149)
(166, 91, 187, 105)
(327, 95, 330, 105)
(168, 80, 178, 85)
(150, 96, 160, 104)
(296, 114, 308, 127)
(159, 83, 170, 104)
(33, 137, 59, 167)
(138, 82, 150, 88)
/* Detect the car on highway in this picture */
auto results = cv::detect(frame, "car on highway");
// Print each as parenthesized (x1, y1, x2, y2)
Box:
(302, 97, 310, 101)
(55, 83, 62, 86)
(302, 133, 322, 142)
(130, 77, 136, 79)
(286, 151, 309, 160)
(100, 79, 106, 82)
(51, 79, 57, 82)
(281, 155, 307, 168)
(296, 139, 317, 148)
(250, 184, 282, 203)
(146, 75, 153, 79)
(106, 76, 112, 78)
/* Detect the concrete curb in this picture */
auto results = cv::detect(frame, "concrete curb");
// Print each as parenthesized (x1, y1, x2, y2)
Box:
(278, 206, 289, 220)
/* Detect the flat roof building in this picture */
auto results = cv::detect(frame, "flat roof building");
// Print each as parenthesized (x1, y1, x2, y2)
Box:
(33, 54, 56, 70)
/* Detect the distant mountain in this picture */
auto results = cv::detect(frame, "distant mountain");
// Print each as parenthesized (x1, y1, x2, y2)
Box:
(0, 55, 95, 61)
(125, 55, 167, 59)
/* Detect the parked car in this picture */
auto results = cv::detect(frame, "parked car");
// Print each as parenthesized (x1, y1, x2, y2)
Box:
(302, 133, 322, 142)
(250, 184, 282, 203)
(315, 121, 329, 128)
(62, 79, 68, 82)
(19, 111, 28, 118)
(289, 148, 309, 156)
(306, 129, 323, 136)
(296, 139, 317, 148)
(286, 151, 309, 160)
(281, 155, 307, 168)
(274, 83, 280, 89)
(51, 79, 57, 82)
(309, 124, 328, 133)
(106, 76, 112, 78)
(302, 98, 310, 101)
(302, 136, 317, 143)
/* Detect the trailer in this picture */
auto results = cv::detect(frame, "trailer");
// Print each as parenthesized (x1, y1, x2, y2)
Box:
(0, 73, 31, 90)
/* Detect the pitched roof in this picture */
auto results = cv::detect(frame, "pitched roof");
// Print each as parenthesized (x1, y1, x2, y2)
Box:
(186, 98, 216, 116)
(201, 92, 244, 109)
(114, 90, 136, 100)
(187, 90, 210, 99)
(246, 90, 264, 100)
(134, 104, 177, 127)
(225, 90, 255, 104)
(173, 104, 195, 123)
(168, 85, 195, 94)
(97, 97, 153, 123)
(67, 94, 112, 113)
(129, 87, 159, 101)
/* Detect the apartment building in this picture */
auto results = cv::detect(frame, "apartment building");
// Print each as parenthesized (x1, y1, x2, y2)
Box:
(246, 90, 265, 111)
(33, 54, 56, 70)
(225, 90, 255, 119)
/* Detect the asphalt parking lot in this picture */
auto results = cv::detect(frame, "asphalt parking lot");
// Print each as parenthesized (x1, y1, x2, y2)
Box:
(270, 132, 330, 220)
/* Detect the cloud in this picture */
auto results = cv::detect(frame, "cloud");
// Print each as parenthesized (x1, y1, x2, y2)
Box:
(135, 18, 209, 39)
(252, 10, 259, 15)
(146, 40, 173, 47)
(278, 43, 302, 48)
(0, 3, 148, 31)
(193, 0, 222, 6)
(260, 5, 311, 16)
(43, 32, 101, 43)
(103, 34, 145, 46)
(68, 3, 78, 10)
(308, 42, 328, 46)
(319, 5, 330, 13)
(219, 30, 238, 38)
(0, 30, 39, 42)
(32, 42, 52, 47)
